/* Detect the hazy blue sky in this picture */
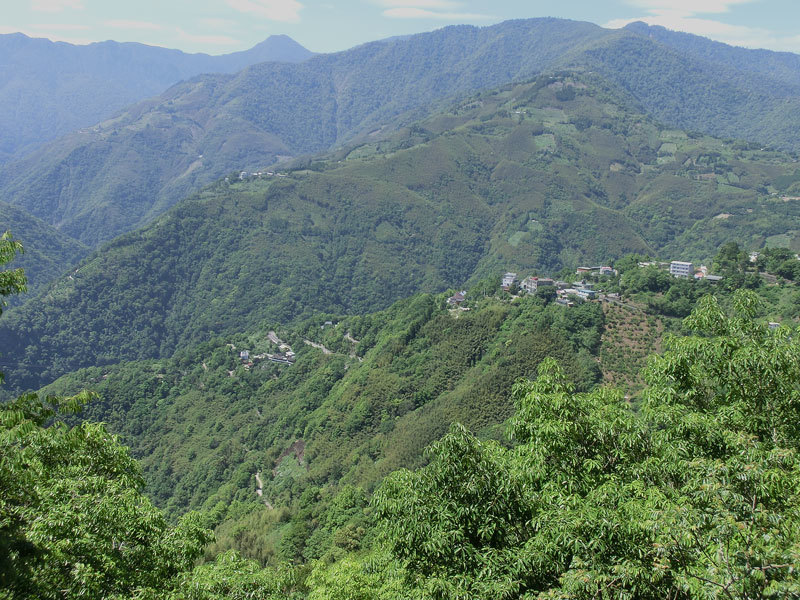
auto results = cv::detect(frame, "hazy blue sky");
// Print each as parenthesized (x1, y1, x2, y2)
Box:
(3, 0, 799, 55)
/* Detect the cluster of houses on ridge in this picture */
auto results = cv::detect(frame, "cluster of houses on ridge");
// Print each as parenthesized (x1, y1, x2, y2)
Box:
(237, 340, 296, 369)
(638, 260, 723, 282)
(223, 171, 290, 183)
(239, 170, 289, 180)
(447, 259, 724, 309)
(448, 268, 616, 309)
(447, 260, 722, 310)
(501, 271, 607, 306)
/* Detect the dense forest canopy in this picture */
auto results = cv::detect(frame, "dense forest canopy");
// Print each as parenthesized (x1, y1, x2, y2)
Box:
(374, 291, 800, 598)
(3, 231, 800, 597)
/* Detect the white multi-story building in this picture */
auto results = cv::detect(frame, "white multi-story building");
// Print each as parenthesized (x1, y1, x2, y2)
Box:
(520, 277, 554, 294)
(670, 261, 693, 278)
(502, 272, 518, 290)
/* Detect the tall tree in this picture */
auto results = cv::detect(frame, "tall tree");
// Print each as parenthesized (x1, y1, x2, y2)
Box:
(0, 231, 26, 385)
(0, 392, 214, 599)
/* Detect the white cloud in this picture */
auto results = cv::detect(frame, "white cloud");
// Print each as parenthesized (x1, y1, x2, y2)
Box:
(380, 0, 460, 7)
(225, 0, 303, 22)
(198, 18, 238, 30)
(772, 35, 800, 53)
(30, 23, 90, 30)
(623, 0, 756, 15)
(176, 28, 240, 47)
(104, 20, 165, 31)
(30, 0, 84, 12)
(379, 0, 493, 21)
(383, 7, 492, 20)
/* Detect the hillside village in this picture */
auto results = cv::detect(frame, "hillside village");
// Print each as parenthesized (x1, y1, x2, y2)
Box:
(234, 330, 296, 370)
(447, 258, 728, 310)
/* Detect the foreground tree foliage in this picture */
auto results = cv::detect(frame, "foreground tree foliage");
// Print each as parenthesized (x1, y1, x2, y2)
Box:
(0, 232, 25, 303)
(0, 233, 209, 598)
(0, 231, 26, 386)
(374, 290, 800, 599)
(0, 391, 307, 600)
(0, 392, 214, 599)
(167, 550, 299, 600)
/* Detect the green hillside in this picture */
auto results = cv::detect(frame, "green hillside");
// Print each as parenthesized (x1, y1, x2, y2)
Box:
(0, 200, 88, 299)
(574, 30, 800, 156)
(44, 290, 604, 559)
(5, 18, 800, 247)
(40, 280, 800, 580)
(5, 220, 800, 594)
(2, 72, 799, 394)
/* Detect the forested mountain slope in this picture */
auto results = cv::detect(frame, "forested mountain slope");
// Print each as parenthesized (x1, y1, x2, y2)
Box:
(574, 26, 800, 156)
(5, 17, 800, 246)
(41, 283, 800, 579)
(624, 21, 800, 92)
(0, 201, 88, 299)
(0, 18, 607, 246)
(44, 291, 605, 559)
(9, 287, 800, 596)
(0, 33, 312, 164)
(2, 72, 799, 394)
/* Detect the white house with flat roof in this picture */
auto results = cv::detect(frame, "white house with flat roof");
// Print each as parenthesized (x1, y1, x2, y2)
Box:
(520, 277, 554, 294)
(670, 261, 693, 278)
(502, 272, 518, 291)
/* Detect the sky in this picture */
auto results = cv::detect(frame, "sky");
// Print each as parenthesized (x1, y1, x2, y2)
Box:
(2, 0, 799, 56)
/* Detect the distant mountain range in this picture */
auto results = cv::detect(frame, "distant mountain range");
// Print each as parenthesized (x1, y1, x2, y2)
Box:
(2, 18, 800, 248)
(5, 18, 800, 589)
(0, 32, 313, 163)
(3, 71, 799, 394)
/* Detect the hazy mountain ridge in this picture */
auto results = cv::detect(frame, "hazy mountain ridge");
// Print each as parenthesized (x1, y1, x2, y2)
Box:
(4, 17, 800, 248)
(623, 21, 800, 93)
(0, 32, 313, 163)
(0, 72, 293, 246)
(0, 18, 609, 246)
(575, 29, 800, 151)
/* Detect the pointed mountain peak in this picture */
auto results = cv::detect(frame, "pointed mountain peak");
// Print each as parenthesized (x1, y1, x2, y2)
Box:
(242, 34, 314, 63)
